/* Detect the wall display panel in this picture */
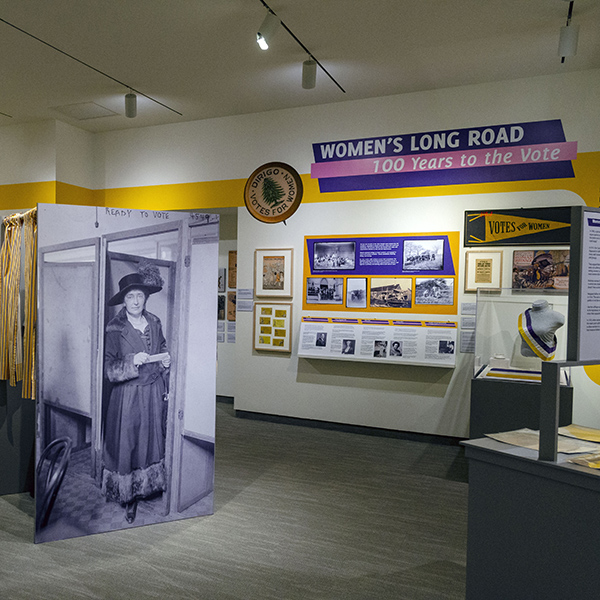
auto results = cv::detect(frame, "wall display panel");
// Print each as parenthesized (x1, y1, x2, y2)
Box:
(36, 204, 218, 543)
(298, 317, 457, 367)
(303, 232, 459, 315)
(568, 206, 600, 362)
(253, 302, 292, 352)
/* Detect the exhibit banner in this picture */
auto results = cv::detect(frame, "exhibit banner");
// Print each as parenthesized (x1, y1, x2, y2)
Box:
(303, 232, 459, 315)
(311, 119, 576, 193)
(35, 204, 219, 542)
(464, 206, 572, 246)
(298, 317, 457, 367)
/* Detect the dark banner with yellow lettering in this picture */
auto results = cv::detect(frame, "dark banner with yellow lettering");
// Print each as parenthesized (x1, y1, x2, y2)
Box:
(464, 207, 571, 246)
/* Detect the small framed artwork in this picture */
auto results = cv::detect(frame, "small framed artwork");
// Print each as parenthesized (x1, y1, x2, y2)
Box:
(465, 250, 503, 292)
(228, 251, 237, 289)
(217, 294, 225, 320)
(254, 248, 293, 297)
(218, 268, 226, 293)
(253, 302, 292, 352)
(227, 291, 236, 321)
(511, 249, 569, 292)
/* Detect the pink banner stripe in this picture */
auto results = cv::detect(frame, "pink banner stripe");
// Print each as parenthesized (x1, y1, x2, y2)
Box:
(311, 141, 578, 179)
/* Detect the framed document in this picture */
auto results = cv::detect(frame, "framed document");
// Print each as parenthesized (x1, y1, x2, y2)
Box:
(254, 248, 293, 297)
(465, 250, 503, 292)
(253, 302, 292, 352)
(228, 251, 237, 289)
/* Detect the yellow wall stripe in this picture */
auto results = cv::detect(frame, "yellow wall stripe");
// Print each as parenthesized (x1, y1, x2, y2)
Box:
(1, 151, 598, 210)
(0, 181, 55, 211)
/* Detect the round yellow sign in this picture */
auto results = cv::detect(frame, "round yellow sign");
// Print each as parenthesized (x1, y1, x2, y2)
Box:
(244, 162, 303, 223)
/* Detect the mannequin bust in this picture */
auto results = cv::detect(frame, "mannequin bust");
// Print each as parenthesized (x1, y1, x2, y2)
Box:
(518, 299, 564, 360)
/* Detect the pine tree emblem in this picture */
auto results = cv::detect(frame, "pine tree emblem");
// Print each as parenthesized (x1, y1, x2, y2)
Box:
(261, 177, 285, 207)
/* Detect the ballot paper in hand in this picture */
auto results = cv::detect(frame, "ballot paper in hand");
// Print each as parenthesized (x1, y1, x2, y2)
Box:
(146, 352, 170, 363)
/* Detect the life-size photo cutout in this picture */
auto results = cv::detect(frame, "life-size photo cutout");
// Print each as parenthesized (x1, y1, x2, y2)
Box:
(35, 204, 219, 543)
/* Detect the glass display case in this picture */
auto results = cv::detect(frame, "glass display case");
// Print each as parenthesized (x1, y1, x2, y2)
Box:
(474, 287, 570, 385)
(469, 288, 573, 439)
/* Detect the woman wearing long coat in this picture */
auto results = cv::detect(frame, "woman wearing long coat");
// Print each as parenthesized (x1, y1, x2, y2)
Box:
(102, 271, 171, 523)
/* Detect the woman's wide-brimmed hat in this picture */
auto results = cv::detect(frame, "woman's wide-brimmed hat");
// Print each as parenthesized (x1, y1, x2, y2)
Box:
(108, 272, 162, 306)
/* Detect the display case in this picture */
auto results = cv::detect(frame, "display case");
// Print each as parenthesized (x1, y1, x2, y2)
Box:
(474, 288, 570, 383)
(470, 288, 573, 439)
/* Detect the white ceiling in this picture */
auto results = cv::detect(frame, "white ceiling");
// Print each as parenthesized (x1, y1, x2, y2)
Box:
(0, 0, 598, 133)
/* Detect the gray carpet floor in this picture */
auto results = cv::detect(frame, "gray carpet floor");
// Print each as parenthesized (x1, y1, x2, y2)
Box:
(0, 402, 468, 599)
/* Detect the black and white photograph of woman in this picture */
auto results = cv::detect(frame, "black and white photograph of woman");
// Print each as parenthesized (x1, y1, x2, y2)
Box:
(390, 341, 403, 357)
(102, 266, 170, 524)
(35, 204, 218, 543)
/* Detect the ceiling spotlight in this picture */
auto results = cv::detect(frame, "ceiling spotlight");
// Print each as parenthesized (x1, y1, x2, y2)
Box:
(257, 11, 280, 50)
(125, 92, 137, 118)
(559, 1, 579, 62)
(302, 59, 317, 89)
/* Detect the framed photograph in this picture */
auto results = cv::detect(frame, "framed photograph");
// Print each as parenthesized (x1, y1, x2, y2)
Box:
(370, 277, 412, 309)
(253, 302, 292, 352)
(465, 250, 503, 292)
(346, 277, 367, 308)
(255, 248, 293, 297)
(228, 251, 237, 289)
(414, 277, 454, 305)
(402, 239, 444, 271)
(313, 241, 356, 271)
(218, 268, 226, 293)
(306, 277, 344, 305)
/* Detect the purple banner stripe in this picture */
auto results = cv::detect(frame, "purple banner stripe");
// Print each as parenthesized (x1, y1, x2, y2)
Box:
(317, 161, 575, 193)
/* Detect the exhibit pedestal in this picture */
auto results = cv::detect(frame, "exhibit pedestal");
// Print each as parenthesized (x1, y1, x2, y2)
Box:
(463, 438, 600, 600)
(469, 378, 573, 438)
(0, 381, 35, 496)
